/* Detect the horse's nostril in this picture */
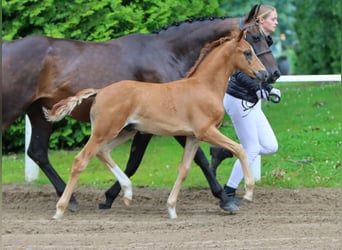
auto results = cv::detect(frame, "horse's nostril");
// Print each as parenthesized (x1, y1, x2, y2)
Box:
(273, 70, 281, 80)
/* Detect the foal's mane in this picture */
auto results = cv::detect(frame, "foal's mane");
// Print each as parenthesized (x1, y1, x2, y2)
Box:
(185, 37, 230, 78)
(185, 30, 244, 78)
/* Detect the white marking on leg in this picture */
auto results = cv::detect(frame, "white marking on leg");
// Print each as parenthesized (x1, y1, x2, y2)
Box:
(53, 208, 64, 220)
(109, 165, 132, 202)
(168, 206, 178, 219)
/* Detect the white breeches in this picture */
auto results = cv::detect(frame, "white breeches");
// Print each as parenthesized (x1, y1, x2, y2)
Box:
(223, 94, 278, 188)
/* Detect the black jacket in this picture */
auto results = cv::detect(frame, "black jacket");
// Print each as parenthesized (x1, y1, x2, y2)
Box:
(226, 35, 274, 103)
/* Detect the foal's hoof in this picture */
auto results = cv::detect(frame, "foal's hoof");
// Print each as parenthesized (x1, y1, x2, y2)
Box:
(123, 197, 132, 207)
(168, 207, 178, 219)
(67, 200, 79, 212)
(243, 193, 253, 202)
(52, 210, 64, 220)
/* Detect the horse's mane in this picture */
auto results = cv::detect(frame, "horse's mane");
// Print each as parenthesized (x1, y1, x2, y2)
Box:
(185, 34, 236, 78)
(154, 16, 234, 34)
(155, 6, 260, 33)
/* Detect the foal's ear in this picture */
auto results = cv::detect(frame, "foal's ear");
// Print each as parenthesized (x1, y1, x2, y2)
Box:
(237, 29, 247, 42)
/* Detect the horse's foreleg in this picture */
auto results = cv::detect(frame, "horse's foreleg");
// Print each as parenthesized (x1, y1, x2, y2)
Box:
(202, 127, 254, 202)
(100, 132, 153, 209)
(174, 136, 209, 168)
(54, 138, 100, 219)
(27, 107, 79, 211)
(167, 137, 200, 219)
(175, 136, 222, 199)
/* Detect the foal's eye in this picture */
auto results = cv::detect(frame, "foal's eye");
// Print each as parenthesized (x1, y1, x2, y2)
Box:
(244, 50, 252, 58)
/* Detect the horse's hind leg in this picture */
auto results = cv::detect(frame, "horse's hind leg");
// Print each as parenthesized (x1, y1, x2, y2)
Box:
(97, 130, 137, 206)
(27, 106, 79, 211)
(202, 127, 254, 201)
(167, 136, 200, 219)
(53, 137, 102, 219)
(99, 132, 153, 209)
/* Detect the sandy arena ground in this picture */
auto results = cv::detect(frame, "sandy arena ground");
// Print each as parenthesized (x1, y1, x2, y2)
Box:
(2, 183, 341, 249)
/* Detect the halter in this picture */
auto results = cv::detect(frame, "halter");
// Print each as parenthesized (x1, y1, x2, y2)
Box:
(239, 18, 273, 57)
(237, 17, 274, 114)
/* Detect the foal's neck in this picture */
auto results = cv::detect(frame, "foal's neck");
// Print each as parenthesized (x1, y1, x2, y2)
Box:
(190, 42, 236, 95)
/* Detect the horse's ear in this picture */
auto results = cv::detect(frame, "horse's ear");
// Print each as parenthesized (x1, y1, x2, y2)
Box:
(237, 29, 246, 42)
(246, 4, 260, 23)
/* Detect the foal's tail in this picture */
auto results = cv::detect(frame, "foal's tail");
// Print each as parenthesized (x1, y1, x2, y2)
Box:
(43, 88, 97, 122)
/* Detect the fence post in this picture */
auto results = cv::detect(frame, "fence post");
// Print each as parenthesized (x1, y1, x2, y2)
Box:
(25, 115, 39, 182)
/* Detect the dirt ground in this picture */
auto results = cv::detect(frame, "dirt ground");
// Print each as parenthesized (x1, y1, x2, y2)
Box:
(2, 183, 341, 250)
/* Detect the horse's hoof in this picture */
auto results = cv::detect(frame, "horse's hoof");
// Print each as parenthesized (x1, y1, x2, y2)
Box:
(243, 193, 253, 202)
(168, 207, 178, 219)
(123, 197, 132, 207)
(67, 200, 79, 212)
(98, 194, 115, 209)
(98, 202, 112, 209)
(53, 210, 64, 220)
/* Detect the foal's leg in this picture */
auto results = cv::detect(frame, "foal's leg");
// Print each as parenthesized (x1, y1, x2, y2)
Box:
(100, 134, 217, 210)
(53, 137, 102, 219)
(97, 151, 133, 206)
(202, 127, 254, 201)
(100, 132, 153, 209)
(167, 137, 200, 219)
(96, 130, 137, 206)
(174, 136, 223, 199)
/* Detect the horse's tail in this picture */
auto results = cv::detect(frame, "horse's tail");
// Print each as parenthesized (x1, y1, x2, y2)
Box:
(43, 88, 97, 122)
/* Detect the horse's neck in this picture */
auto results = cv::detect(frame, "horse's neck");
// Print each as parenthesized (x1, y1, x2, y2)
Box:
(158, 17, 241, 65)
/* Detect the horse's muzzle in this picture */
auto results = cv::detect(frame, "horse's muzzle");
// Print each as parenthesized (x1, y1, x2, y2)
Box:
(266, 69, 281, 83)
(255, 70, 269, 82)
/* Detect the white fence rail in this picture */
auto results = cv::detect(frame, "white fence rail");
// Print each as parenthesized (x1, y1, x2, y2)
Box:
(24, 74, 341, 182)
(277, 74, 340, 82)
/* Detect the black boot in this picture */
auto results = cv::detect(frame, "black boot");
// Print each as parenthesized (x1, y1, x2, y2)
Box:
(224, 185, 244, 207)
(209, 146, 233, 176)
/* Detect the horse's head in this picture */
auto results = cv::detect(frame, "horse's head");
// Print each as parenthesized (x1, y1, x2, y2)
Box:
(242, 5, 281, 83)
(232, 30, 268, 82)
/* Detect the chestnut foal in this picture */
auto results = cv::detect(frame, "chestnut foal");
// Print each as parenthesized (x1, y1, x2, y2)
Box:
(44, 30, 267, 219)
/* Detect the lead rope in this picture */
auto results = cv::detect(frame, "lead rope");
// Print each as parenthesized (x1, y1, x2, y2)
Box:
(238, 18, 270, 115)
(241, 81, 263, 117)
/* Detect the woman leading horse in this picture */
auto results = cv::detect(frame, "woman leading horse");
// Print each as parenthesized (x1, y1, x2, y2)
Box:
(44, 30, 267, 219)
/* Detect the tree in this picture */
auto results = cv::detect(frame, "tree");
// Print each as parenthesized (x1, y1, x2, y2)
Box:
(2, 0, 226, 152)
(2, 0, 224, 41)
(293, 0, 341, 74)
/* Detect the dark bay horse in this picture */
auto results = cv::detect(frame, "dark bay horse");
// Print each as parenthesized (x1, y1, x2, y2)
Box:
(2, 5, 280, 212)
(44, 30, 267, 219)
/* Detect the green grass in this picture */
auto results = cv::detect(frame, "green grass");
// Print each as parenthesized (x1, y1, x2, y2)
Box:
(2, 82, 342, 190)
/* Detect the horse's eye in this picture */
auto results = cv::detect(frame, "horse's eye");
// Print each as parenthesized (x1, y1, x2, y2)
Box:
(244, 50, 252, 58)
(252, 35, 260, 42)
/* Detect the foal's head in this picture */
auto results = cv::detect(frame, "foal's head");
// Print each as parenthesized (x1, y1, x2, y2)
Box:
(231, 30, 268, 82)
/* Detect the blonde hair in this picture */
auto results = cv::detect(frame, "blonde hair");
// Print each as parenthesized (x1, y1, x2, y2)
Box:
(256, 5, 276, 21)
